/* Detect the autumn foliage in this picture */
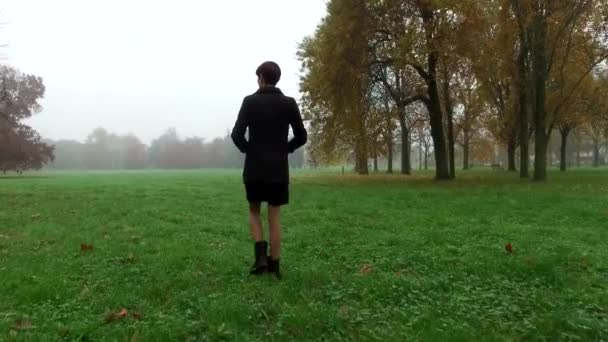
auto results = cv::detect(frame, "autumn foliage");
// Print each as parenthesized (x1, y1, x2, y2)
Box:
(0, 65, 54, 173)
(298, 0, 608, 180)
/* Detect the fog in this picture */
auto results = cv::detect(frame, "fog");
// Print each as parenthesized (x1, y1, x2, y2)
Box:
(2, 0, 327, 143)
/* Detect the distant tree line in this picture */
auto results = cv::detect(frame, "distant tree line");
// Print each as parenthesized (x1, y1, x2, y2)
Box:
(47, 127, 306, 170)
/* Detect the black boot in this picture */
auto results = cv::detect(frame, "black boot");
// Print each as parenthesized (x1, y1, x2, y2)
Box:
(249, 241, 268, 275)
(267, 259, 281, 279)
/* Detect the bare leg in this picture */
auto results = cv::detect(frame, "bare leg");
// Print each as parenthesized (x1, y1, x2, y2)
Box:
(268, 205, 281, 260)
(249, 202, 263, 242)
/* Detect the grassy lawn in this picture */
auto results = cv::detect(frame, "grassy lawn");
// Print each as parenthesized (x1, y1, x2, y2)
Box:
(1, 169, 607, 341)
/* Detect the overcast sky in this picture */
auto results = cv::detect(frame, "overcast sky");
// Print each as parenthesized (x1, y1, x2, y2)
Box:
(2, 0, 327, 143)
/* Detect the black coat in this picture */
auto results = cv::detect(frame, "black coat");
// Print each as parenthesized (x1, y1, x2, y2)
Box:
(231, 87, 308, 184)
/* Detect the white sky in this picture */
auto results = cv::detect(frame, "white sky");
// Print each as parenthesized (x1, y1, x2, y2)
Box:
(2, 0, 327, 143)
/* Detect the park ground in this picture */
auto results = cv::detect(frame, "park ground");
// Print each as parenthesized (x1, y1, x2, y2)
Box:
(1, 169, 607, 341)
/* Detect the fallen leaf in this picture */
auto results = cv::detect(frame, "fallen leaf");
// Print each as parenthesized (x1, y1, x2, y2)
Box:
(132, 311, 142, 320)
(105, 308, 130, 323)
(338, 305, 350, 318)
(121, 253, 135, 264)
(505, 243, 513, 254)
(12, 319, 33, 331)
(31, 214, 41, 220)
(80, 244, 94, 252)
(360, 264, 373, 274)
(524, 256, 536, 266)
(580, 257, 590, 270)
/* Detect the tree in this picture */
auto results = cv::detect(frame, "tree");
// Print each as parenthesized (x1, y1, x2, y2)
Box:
(0, 65, 54, 173)
(453, 66, 484, 170)
(298, 0, 374, 175)
(372, 0, 470, 179)
(122, 134, 147, 169)
(511, 0, 608, 180)
(0, 124, 54, 173)
(49, 140, 84, 169)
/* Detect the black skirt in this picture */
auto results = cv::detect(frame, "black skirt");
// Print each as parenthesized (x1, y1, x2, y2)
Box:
(245, 182, 289, 206)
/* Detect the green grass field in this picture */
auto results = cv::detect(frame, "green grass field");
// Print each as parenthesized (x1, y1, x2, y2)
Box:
(1, 169, 607, 341)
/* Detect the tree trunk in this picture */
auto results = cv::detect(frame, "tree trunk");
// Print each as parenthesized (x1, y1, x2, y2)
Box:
(420, 8, 449, 180)
(531, 10, 548, 182)
(548, 138, 553, 167)
(447, 117, 455, 178)
(593, 139, 600, 167)
(559, 127, 570, 171)
(354, 124, 369, 175)
(399, 115, 411, 175)
(443, 74, 456, 179)
(463, 130, 470, 170)
(418, 144, 423, 170)
(576, 141, 581, 168)
(373, 152, 379, 172)
(534, 129, 548, 181)
(507, 140, 517, 172)
(387, 139, 393, 174)
(517, 40, 530, 179)
(424, 148, 429, 170)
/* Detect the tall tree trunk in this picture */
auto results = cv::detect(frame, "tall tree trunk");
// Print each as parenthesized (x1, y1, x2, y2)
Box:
(424, 148, 429, 170)
(576, 140, 581, 167)
(355, 112, 369, 175)
(559, 127, 570, 171)
(419, 144, 423, 170)
(463, 131, 470, 170)
(373, 152, 379, 172)
(399, 114, 411, 175)
(531, 10, 548, 181)
(442, 73, 456, 179)
(387, 139, 393, 174)
(507, 140, 517, 172)
(593, 139, 600, 167)
(517, 39, 530, 178)
(355, 150, 369, 175)
(421, 7, 449, 180)
(548, 137, 554, 167)
(447, 112, 455, 178)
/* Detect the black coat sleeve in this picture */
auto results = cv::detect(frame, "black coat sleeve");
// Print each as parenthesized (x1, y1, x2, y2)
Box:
(231, 98, 249, 153)
(287, 98, 308, 153)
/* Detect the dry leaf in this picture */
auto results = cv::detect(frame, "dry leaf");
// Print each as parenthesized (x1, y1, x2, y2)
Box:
(31, 214, 41, 220)
(104, 311, 118, 324)
(580, 257, 590, 270)
(118, 308, 129, 318)
(132, 311, 142, 320)
(121, 253, 135, 264)
(505, 243, 513, 253)
(80, 244, 94, 252)
(338, 305, 350, 318)
(360, 264, 373, 274)
(12, 319, 33, 331)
